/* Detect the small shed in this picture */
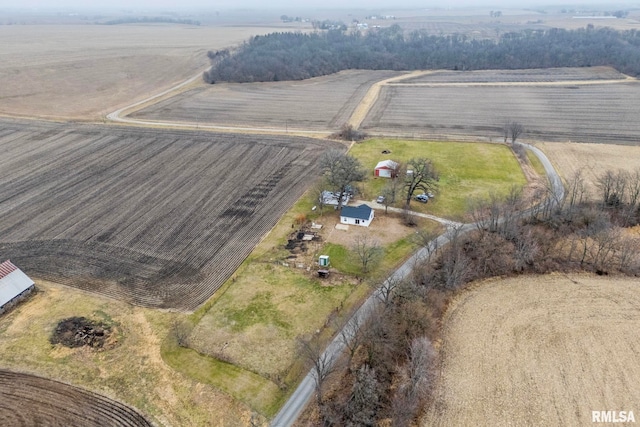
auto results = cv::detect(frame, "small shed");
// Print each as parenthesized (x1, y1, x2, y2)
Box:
(374, 160, 399, 178)
(0, 260, 35, 315)
(340, 204, 374, 227)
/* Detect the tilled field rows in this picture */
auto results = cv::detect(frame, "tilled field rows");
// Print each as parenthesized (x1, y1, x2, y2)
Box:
(0, 370, 152, 427)
(363, 81, 640, 144)
(400, 66, 628, 84)
(131, 70, 402, 131)
(0, 120, 339, 310)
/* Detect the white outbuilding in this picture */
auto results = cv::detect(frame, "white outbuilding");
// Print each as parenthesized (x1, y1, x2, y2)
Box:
(0, 260, 35, 315)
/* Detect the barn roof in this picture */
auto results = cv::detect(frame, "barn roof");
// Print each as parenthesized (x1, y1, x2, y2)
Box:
(340, 204, 373, 220)
(375, 160, 398, 170)
(0, 260, 35, 309)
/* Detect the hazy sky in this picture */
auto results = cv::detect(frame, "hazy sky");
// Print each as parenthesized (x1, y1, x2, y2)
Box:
(1, 0, 636, 10)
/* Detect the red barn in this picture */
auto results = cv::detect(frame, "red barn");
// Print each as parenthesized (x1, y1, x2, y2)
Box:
(374, 160, 399, 178)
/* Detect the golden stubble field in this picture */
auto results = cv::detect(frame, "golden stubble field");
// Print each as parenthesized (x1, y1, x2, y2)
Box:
(0, 24, 280, 120)
(422, 274, 640, 427)
(536, 142, 640, 197)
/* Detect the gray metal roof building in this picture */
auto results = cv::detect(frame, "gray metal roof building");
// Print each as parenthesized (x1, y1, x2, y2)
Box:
(0, 260, 35, 314)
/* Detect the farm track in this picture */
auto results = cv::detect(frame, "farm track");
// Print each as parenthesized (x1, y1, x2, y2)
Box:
(0, 119, 342, 310)
(127, 70, 403, 132)
(0, 370, 152, 427)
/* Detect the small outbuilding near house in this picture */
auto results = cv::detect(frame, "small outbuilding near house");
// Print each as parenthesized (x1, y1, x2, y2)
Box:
(374, 160, 399, 178)
(0, 260, 35, 315)
(340, 204, 375, 227)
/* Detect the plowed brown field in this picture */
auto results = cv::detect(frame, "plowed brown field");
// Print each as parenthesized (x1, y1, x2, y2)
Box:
(131, 70, 403, 131)
(0, 119, 341, 310)
(361, 67, 640, 144)
(423, 274, 640, 427)
(0, 370, 152, 427)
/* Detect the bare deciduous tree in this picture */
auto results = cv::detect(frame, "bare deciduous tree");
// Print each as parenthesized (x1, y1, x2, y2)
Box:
(352, 234, 382, 274)
(504, 120, 524, 143)
(344, 364, 379, 427)
(391, 336, 436, 427)
(297, 337, 339, 406)
(319, 150, 367, 209)
(404, 158, 439, 208)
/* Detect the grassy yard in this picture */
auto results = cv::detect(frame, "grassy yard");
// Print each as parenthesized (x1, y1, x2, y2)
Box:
(349, 139, 527, 221)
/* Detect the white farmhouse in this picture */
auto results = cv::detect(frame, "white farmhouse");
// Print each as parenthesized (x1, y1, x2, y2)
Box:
(340, 204, 374, 227)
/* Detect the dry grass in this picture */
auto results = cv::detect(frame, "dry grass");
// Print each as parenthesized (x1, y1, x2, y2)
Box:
(0, 280, 250, 427)
(0, 24, 280, 120)
(536, 142, 640, 198)
(423, 274, 640, 427)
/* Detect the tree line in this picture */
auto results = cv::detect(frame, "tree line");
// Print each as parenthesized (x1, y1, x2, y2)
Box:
(203, 25, 640, 83)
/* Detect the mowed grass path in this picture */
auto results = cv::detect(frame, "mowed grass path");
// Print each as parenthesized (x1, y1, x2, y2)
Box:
(350, 139, 527, 220)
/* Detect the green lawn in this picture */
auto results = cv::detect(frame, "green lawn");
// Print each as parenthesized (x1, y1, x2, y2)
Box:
(350, 139, 527, 221)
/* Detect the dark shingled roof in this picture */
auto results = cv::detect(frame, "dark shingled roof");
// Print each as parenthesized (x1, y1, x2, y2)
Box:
(340, 204, 373, 220)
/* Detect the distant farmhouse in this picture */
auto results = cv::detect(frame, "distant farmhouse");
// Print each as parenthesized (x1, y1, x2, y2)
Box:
(0, 260, 35, 315)
(374, 160, 399, 178)
(340, 204, 374, 227)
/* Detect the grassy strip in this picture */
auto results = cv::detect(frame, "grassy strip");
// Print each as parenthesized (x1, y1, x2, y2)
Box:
(161, 338, 284, 417)
(526, 149, 547, 178)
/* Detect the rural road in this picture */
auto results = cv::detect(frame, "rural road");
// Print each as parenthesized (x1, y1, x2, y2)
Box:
(106, 69, 330, 136)
(271, 143, 565, 426)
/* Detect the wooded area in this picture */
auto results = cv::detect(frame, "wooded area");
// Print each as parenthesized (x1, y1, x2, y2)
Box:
(204, 25, 640, 83)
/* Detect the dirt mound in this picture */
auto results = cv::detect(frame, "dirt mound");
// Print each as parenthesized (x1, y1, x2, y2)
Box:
(50, 317, 111, 349)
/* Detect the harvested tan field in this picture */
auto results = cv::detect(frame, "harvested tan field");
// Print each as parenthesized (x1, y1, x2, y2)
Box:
(0, 119, 340, 310)
(131, 70, 403, 131)
(0, 24, 278, 120)
(361, 68, 640, 144)
(423, 274, 640, 427)
(536, 142, 640, 196)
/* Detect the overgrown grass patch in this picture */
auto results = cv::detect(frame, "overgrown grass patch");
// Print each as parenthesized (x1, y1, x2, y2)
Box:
(188, 261, 358, 379)
(350, 139, 526, 220)
(161, 338, 284, 417)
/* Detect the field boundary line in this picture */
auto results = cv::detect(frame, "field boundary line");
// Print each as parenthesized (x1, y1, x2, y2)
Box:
(387, 76, 638, 88)
(347, 71, 433, 130)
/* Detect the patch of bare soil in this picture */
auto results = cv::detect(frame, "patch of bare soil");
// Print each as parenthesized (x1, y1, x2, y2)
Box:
(321, 210, 418, 247)
(422, 274, 640, 427)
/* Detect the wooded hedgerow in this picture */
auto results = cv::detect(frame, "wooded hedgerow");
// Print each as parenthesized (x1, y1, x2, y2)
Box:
(203, 25, 640, 83)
